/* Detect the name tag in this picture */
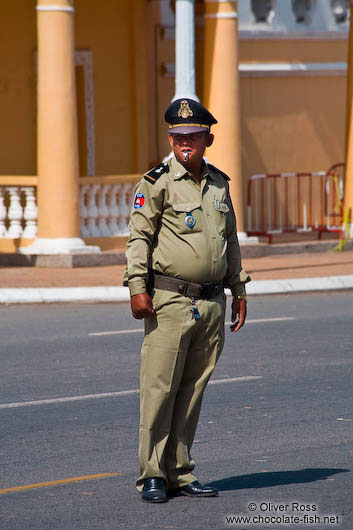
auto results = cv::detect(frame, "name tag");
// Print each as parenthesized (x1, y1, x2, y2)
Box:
(214, 200, 229, 213)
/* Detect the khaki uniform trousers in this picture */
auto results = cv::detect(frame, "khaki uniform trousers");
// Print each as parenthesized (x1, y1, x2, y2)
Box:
(136, 287, 226, 491)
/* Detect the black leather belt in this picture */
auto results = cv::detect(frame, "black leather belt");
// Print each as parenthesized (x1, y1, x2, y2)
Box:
(153, 272, 223, 300)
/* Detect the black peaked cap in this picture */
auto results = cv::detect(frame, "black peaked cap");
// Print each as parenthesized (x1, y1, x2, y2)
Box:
(165, 98, 217, 134)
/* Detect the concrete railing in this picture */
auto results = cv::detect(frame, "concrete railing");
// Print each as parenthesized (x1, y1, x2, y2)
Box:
(0, 174, 141, 242)
(79, 175, 140, 238)
(0, 177, 38, 239)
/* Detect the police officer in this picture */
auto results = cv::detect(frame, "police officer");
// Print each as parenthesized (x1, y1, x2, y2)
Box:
(124, 98, 249, 503)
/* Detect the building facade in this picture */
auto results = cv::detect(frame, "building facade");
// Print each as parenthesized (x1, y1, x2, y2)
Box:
(0, 0, 350, 253)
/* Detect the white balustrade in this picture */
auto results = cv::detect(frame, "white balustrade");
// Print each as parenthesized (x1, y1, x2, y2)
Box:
(0, 186, 38, 240)
(80, 182, 136, 238)
(0, 188, 6, 237)
(0, 181, 136, 241)
(86, 184, 101, 237)
(97, 184, 111, 236)
(22, 187, 38, 238)
(107, 184, 121, 236)
(118, 183, 133, 235)
(6, 187, 23, 238)
(80, 185, 90, 237)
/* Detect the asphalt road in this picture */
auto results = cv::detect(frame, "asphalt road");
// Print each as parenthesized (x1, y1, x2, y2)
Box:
(0, 293, 352, 530)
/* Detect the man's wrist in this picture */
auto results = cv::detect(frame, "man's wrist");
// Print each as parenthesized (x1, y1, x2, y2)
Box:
(234, 294, 247, 301)
(128, 278, 147, 297)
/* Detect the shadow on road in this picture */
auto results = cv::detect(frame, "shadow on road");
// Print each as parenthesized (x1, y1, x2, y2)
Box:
(208, 468, 350, 491)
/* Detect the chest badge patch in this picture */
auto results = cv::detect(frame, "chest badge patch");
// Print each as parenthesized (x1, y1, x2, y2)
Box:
(134, 192, 145, 209)
(185, 212, 196, 229)
(214, 200, 229, 213)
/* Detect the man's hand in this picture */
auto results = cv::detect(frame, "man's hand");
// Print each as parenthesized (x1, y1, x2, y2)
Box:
(230, 297, 247, 333)
(130, 293, 155, 320)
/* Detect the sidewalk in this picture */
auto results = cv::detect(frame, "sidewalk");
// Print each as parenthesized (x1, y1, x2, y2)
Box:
(0, 249, 352, 303)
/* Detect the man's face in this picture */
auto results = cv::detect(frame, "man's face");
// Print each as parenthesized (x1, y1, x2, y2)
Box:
(168, 131, 214, 166)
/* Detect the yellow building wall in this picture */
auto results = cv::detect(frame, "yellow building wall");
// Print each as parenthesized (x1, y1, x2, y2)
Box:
(153, 22, 348, 225)
(239, 39, 347, 63)
(0, 2, 348, 233)
(0, 0, 149, 177)
(0, 1, 36, 174)
(240, 75, 346, 177)
(238, 39, 347, 215)
(146, 1, 175, 167)
(75, 0, 149, 174)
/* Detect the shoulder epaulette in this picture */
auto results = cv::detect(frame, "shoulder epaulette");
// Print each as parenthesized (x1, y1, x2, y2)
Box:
(144, 163, 169, 184)
(207, 163, 230, 181)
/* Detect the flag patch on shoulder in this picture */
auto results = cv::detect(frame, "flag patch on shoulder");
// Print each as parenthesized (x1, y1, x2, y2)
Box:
(134, 192, 145, 209)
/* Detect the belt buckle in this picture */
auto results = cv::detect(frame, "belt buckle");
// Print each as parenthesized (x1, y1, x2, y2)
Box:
(200, 284, 214, 299)
(178, 283, 187, 295)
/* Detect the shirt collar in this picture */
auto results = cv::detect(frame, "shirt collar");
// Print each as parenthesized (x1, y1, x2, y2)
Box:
(171, 156, 188, 180)
(200, 160, 210, 180)
(171, 156, 210, 181)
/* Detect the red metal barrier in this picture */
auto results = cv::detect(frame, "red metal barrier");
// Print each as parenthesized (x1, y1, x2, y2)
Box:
(246, 168, 344, 244)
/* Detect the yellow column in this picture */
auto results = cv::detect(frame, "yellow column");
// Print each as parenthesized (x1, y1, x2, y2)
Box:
(203, 0, 247, 237)
(24, 0, 98, 254)
(344, 1, 353, 236)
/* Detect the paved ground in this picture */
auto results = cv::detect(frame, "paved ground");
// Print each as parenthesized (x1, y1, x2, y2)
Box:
(0, 250, 352, 288)
(1, 293, 352, 529)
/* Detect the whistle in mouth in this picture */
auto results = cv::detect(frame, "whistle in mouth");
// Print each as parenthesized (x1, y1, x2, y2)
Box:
(183, 151, 189, 161)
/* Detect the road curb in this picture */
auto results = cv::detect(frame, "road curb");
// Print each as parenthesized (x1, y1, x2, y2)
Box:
(0, 275, 352, 303)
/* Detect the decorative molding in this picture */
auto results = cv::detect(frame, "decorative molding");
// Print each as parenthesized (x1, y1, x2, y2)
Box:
(239, 61, 347, 77)
(205, 13, 238, 18)
(164, 25, 348, 41)
(36, 5, 74, 13)
(75, 51, 96, 177)
(239, 30, 348, 39)
(162, 61, 347, 79)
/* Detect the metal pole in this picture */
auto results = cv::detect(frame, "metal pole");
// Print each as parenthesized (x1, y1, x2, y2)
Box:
(173, 0, 199, 101)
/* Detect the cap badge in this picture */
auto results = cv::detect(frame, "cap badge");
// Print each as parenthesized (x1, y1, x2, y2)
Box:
(178, 100, 193, 120)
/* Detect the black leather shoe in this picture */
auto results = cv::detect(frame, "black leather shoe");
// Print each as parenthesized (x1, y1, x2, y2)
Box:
(141, 478, 168, 503)
(175, 480, 218, 497)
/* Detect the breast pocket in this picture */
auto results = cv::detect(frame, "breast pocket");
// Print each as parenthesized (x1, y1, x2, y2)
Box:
(172, 201, 203, 234)
(213, 196, 230, 235)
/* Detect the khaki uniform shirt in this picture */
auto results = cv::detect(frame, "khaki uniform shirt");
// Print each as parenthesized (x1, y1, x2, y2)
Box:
(125, 156, 249, 297)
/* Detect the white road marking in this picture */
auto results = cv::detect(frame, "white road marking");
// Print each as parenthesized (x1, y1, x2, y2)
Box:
(0, 390, 140, 410)
(208, 376, 261, 385)
(90, 328, 143, 336)
(89, 317, 295, 336)
(224, 317, 295, 326)
(0, 376, 262, 410)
